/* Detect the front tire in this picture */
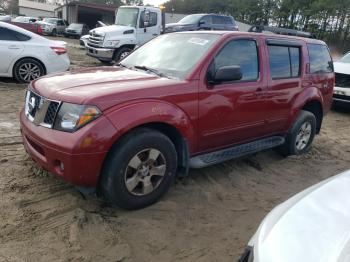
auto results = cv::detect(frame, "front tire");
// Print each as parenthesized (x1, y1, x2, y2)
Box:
(52, 29, 57, 37)
(278, 110, 317, 156)
(99, 129, 178, 210)
(114, 47, 132, 63)
(13, 58, 45, 83)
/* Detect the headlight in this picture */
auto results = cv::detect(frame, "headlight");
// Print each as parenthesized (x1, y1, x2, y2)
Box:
(53, 103, 101, 132)
(105, 40, 120, 47)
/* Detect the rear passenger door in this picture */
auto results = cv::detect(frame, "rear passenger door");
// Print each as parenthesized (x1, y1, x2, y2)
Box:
(212, 16, 226, 30)
(265, 40, 303, 134)
(0, 27, 25, 74)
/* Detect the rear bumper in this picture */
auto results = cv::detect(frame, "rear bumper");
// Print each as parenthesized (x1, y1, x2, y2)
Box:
(86, 45, 114, 61)
(20, 110, 116, 187)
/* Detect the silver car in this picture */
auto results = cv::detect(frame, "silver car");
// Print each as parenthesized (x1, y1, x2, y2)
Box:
(37, 18, 68, 36)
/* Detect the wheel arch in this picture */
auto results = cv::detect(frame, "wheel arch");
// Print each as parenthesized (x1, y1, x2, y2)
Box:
(12, 56, 47, 77)
(301, 100, 323, 134)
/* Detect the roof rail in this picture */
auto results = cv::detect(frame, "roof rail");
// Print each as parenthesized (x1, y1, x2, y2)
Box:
(248, 25, 316, 39)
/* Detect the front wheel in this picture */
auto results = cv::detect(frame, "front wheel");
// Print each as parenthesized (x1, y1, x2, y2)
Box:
(51, 29, 57, 37)
(114, 47, 132, 63)
(99, 129, 178, 210)
(278, 110, 317, 156)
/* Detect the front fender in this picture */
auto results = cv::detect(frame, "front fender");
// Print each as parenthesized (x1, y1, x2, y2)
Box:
(105, 100, 196, 152)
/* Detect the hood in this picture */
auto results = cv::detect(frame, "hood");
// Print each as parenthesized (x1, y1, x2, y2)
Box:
(334, 62, 350, 75)
(36, 21, 52, 26)
(91, 24, 134, 38)
(165, 23, 195, 32)
(252, 170, 350, 262)
(30, 67, 183, 111)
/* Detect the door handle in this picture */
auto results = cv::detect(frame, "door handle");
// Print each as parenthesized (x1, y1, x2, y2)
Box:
(8, 45, 20, 50)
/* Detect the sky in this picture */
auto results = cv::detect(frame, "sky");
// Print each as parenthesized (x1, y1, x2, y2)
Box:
(143, 0, 167, 6)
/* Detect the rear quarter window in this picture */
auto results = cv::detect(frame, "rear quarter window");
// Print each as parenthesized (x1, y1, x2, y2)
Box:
(307, 44, 333, 74)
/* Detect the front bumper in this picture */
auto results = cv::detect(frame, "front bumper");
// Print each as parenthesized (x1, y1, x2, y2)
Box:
(86, 45, 114, 61)
(20, 109, 116, 187)
(64, 32, 81, 37)
(333, 86, 350, 107)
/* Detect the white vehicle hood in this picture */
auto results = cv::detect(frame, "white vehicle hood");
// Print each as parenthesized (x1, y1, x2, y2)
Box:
(91, 24, 134, 38)
(334, 62, 350, 75)
(36, 21, 52, 26)
(252, 170, 350, 262)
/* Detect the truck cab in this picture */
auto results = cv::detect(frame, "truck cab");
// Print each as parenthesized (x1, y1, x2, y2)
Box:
(86, 6, 163, 63)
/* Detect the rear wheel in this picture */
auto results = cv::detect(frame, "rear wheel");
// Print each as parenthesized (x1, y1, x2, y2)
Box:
(278, 110, 317, 156)
(99, 129, 178, 210)
(14, 58, 45, 83)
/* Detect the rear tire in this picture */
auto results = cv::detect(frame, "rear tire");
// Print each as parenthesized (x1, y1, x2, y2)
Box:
(278, 110, 316, 156)
(13, 58, 45, 83)
(99, 128, 178, 210)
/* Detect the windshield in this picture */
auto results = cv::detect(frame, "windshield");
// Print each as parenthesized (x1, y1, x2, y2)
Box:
(115, 8, 139, 27)
(69, 23, 83, 29)
(121, 33, 220, 79)
(43, 18, 57, 24)
(178, 14, 203, 24)
(339, 53, 350, 63)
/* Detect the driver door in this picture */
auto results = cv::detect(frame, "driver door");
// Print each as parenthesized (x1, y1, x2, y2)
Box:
(198, 38, 268, 152)
(136, 11, 161, 45)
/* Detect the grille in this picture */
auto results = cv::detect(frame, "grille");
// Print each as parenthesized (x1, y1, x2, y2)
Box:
(43, 101, 60, 125)
(88, 32, 104, 48)
(25, 90, 61, 128)
(335, 73, 350, 88)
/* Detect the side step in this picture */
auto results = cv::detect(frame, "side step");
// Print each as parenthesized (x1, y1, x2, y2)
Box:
(189, 136, 285, 169)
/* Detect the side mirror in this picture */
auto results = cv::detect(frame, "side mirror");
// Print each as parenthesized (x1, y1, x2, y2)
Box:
(199, 20, 205, 26)
(212, 66, 243, 84)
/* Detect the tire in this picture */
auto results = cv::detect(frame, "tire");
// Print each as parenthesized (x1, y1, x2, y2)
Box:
(52, 29, 57, 37)
(99, 128, 178, 210)
(278, 110, 317, 156)
(13, 58, 45, 83)
(114, 47, 132, 62)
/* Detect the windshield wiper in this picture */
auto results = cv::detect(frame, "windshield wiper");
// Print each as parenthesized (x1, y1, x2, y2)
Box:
(133, 65, 167, 78)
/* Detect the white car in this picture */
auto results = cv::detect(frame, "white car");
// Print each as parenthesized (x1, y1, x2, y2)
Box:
(239, 170, 350, 262)
(333, 52, 350, 106)
(0, 22, 70, 83)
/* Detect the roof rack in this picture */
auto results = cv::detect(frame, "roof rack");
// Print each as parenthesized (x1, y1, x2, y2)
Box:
(248, 25, 316, 39)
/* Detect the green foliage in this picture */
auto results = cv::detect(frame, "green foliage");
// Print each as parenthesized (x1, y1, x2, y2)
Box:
(165, 0, 350, 51)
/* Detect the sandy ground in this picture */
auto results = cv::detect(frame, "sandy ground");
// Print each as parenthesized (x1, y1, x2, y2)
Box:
(0, 37, 350, 262)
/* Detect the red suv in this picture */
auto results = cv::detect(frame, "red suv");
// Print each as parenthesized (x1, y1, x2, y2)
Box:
(20, 31, 334, 209)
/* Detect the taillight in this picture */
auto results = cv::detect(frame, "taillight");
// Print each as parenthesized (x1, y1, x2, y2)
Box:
(51, 47, 67, 55)
(37, 26, 43, 35)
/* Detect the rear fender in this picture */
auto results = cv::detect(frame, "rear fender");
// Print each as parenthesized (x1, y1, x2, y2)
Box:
(289, 86, 323, 129)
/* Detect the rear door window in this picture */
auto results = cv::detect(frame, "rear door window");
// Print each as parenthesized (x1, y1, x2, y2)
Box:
(307, 44, 333, 74)
(213, 16, 225, 25)
(0, 27, 30, 41)
(268, 45, 301, 79)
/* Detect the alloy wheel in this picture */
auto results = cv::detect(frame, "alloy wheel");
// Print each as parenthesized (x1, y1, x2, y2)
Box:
(124, 148, 166, 196)
(18, 63, 41, 82)
(295, 122, 312, 150)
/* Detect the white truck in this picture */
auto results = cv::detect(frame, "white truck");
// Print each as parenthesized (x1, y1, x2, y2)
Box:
(86, 6, 164, 63)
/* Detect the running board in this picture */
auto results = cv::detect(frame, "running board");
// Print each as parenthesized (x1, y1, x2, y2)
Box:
(189, 136, 285, 168)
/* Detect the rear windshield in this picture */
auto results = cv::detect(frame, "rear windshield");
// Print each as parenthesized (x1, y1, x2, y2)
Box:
(307, 44, 333, 74)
